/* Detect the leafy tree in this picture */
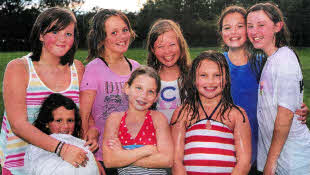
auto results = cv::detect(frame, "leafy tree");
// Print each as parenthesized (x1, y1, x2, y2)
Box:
(38, 0, 85, 11)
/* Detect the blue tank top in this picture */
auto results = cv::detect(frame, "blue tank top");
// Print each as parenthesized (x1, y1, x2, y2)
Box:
(224, 52, 260, 164)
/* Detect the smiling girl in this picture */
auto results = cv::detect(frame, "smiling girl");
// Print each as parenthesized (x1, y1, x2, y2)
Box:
(102, 66, 173, 174)
(146, 19, 191, 123)
(217, 5, 309, 174)
(0, 7, 87, 174)
(79, 9, 140, 174)
(25, 93, 102, 175)
(247, 2, 310, 174)
(171, 50, 252, 175)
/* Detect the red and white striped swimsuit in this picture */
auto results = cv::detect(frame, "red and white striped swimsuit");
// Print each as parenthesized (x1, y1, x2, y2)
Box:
(184, 119, 236, 175)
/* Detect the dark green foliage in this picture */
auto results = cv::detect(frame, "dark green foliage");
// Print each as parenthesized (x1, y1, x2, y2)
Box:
(1, 0, 310, 48)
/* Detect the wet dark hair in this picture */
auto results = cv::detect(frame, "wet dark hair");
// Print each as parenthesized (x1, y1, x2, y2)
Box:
(246, 2, 301, 67)
(127, 65, 161, 94)
(29, 7, 78, 66)
(146, 19, 191, 102)
(33, 93, 82, 138)
(171, 50, 245, 127)
(87, 9, 136, 61)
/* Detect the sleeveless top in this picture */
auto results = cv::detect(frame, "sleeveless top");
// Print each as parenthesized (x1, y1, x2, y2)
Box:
(156, 80, 181, 124)
(118, 111, 157, 146)
(117, 111, 167, 175)
(184, 119, 236, 175)
(0, 54, 80, 175)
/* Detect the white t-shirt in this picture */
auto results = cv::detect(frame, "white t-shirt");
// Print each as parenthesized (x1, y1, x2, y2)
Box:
(24, 134, 100, 175)
(257, 46, 310, 174)
(156, 80, 181, 123)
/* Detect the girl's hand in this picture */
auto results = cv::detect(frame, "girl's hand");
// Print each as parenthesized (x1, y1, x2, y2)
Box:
(84, 139, 99, 152)
(60, 144, 89, 168)
(296, 103, 309, 124)
(106, 139, 123, 151)
(83, 127, 99, 152)
(143, 145, 158, 155)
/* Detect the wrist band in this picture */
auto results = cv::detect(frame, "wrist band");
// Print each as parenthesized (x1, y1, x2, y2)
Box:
(56, 142, 65, 157)
(54, 141, 61, 153)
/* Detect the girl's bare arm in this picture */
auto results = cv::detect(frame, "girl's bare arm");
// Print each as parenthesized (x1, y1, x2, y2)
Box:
(4, 59, 87, 166)
(133, 111, 173, 168)
(102, 112, 156, 168)
(231, 108, 252, 175)
(171, 107, 187, 175)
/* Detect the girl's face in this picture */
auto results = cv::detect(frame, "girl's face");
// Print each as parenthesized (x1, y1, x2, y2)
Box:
(103, 16, 131, 55)
(195, 59, 225, 101)
(153, 30, 181, 69)
(48, 106, 75, 135)
(221, 12, 247, 49)
(247, 10, 281, 56)
(125, 74, 158, 111)
(40, 22, 75, 58)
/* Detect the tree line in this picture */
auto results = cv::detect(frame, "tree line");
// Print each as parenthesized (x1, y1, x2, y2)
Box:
(1, 0, 310, 51)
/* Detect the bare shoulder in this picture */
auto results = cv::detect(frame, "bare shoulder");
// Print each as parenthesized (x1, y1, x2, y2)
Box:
(106, 112, 124, 124)
(6, 57, 27, 71)
(73, 59, 85, 81)
(74, 59, 85, 71)
(150, 110, 169, 125)
(225, 106, 248, 128)
(171, 105, 189, 125)
(4, 58, 28, 84)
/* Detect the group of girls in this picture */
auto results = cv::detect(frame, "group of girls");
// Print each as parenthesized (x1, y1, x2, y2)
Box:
(0, 2, 309, 175)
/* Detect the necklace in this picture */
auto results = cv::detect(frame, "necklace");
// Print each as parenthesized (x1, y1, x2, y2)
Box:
(198, 99, 222, 130)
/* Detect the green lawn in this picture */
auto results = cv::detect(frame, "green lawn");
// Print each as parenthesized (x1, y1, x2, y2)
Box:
(0, 47, 310, 126)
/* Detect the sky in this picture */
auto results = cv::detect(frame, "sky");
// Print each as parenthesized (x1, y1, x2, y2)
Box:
(80, 0, 148, 12)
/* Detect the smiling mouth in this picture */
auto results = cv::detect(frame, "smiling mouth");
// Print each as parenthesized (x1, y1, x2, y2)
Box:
(204, 87, 217, 92)
(230, 37, 241, 41)
(253, 37, 263, 41)
(117, 41, 127, 46)
(164, 56, 174, 61)
(56, 45, 66, 48)
(59, 131, 70, 134)
(136, 100, 147, 106)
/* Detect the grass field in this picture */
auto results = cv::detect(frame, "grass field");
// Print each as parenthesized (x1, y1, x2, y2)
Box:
(0, 47, 309, 126)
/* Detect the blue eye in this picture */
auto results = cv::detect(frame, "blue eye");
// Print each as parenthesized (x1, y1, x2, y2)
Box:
(56, 119, 62, 123)
(112, 31, 117, 35)
(123, 28, 129, 32)
(68, 119, 75, 123)
(52, 31, 58, 34)
(66, 33, 72, 37)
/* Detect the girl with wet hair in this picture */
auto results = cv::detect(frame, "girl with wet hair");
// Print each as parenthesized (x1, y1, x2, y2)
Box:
(247, 2, 310, 174)
(146, 19, 191, 123)
(171, 50, 252, 175)
(80, 8, 140, 174)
